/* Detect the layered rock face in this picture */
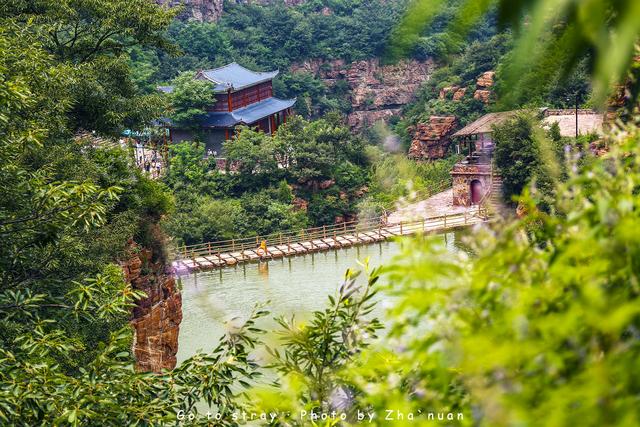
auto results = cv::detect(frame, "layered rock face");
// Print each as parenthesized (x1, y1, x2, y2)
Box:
(122, 241, 182, 373)
(157, 0, 224, 22)
(291, 58, 435, 130)
(408, 116, 457, 160)
(157, 0, 307, 21)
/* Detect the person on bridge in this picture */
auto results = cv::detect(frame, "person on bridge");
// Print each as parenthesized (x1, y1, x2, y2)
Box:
(258, 240, 269, 256)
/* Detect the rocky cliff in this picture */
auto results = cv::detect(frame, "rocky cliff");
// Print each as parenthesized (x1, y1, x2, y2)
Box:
(291, 58, 436, 130)
(157, 0, 305, 22)
(122, 240, 182, 373)
(157, 0, 224, 22)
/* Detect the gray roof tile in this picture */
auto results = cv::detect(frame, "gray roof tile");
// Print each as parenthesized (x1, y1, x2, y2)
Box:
(197, 63, 279, 92)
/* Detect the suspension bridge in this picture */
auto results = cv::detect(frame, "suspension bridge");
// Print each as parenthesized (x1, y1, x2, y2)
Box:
(171, 201, 491, 274)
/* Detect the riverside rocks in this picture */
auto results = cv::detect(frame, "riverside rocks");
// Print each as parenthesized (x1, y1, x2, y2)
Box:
(122, 241, 182, 373)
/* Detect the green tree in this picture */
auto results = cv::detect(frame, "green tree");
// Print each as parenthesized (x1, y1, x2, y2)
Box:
(342, 125, 640, 426)
(3, 0, 176, 134)
(223, 126, 280, 187)
(492, 114, 542, 202)
(493, 113, 564, 207)
(395, 0, 640, 104)
(0, 3, 263, 425)
(164, 140, 208, 188)
(168, 71, 215, 128)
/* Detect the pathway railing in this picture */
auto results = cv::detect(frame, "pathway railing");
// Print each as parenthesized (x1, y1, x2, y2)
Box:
(173, 207, 487, 263)
(174, 181, 453, 261)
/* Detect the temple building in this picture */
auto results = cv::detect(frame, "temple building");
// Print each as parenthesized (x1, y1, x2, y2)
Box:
(158, 63, 296, 156)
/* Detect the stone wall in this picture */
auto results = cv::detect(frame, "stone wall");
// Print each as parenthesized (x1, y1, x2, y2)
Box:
(451, 163, 492, 206)
(122, 241, 182, 373)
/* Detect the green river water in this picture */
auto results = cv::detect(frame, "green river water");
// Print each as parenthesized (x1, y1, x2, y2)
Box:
(177, 230, 466, 362)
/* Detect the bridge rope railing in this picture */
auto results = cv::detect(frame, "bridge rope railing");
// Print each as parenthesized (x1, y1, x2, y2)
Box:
(173, 181, 456, 260)
(173, 208, 488, 262)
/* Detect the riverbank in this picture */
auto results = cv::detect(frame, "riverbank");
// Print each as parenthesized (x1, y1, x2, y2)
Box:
(177, 230, 466, 363)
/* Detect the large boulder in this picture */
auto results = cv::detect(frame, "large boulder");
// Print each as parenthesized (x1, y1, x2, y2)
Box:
(408, 116, 458, 160)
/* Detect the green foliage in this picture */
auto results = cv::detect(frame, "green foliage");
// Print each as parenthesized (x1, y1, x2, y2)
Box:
(251, 267, 383, 421)
(129, 0, 499, 119)
(3, 0, 175, 135)
(168, 71, 216, 128)
(493, 113, 564, 206)
(1, 306, 268, 426)
(342, 126, 640, 426)
(0, 3, 277, 424)
(164, 140, 208, 188)
(397, 0, 640, 104)
(363, 149, 459, 210)
(165, 115, 370, 243)
(277, 115, 360, 184)
(224, 126, 280, 185)
(395, 33, 511, 148)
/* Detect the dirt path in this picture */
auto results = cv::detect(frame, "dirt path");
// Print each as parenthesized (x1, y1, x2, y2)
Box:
(387, 188, 473, 224)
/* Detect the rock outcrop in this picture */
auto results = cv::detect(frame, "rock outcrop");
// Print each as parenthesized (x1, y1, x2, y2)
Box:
(348, 109, 401, 129)
(122, 241, 182, 373)
(452, 87, 467, 101)
(157, 0, 308, 21)
(291, 58, 435, 131)
(157, 0, 224, 22)
(408, 116, 457, 160)
(473, 71, 495, 104)
(476, 71, 495, 88)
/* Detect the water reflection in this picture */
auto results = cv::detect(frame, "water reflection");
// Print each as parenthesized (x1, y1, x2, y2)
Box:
(177, 231, 465, 362)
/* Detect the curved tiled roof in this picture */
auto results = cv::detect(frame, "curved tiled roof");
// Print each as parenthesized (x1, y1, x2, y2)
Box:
(201, 97, 296, 127)
(163, 97, 296, 129)
(197, 62, 279, 92)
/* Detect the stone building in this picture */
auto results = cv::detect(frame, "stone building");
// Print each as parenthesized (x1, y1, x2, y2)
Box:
(451, 161, 494, 206)
(408, 115, 457, 160)
(541, 108, 604, 137)
(449, 112, 514, 206)
(449, 108, 605, 206)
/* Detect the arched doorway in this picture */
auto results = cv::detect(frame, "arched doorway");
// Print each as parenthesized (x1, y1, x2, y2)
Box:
(470, 179, 483, 205)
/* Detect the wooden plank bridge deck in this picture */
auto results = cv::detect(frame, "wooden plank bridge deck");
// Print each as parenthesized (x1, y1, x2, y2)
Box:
(172, 209, 488, 275)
